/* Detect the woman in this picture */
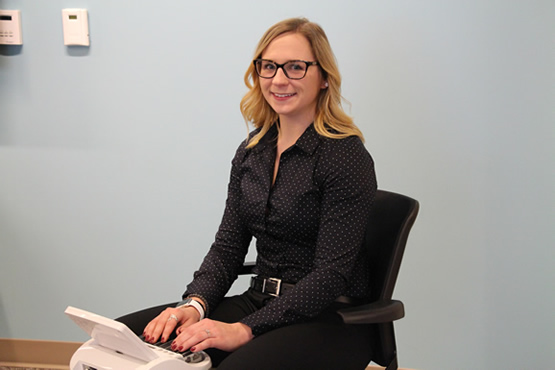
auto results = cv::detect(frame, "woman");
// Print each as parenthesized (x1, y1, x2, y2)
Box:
(126, 17, 377, 369)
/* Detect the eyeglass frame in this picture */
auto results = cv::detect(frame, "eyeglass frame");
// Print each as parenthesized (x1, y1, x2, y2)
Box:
(253, 59, 320, 80)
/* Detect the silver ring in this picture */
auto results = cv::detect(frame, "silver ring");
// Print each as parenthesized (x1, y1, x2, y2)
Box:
(205, 329, 211, 337)
(168, 314, 179, 322)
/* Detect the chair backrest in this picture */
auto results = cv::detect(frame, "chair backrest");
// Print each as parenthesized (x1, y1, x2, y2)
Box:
(361, 190, 419, 369)
(364, 190, 419, 303)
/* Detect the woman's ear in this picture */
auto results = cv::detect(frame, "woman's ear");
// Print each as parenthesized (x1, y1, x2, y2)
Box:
(322, 81, 329, 89)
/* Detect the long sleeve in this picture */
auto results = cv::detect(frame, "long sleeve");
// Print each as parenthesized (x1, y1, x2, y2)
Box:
(182, 142, 253, 312)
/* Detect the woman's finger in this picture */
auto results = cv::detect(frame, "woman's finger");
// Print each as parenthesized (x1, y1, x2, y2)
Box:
(171, 319, 214, 352)
(170, 319, 252, 353)
(144, 308, 180, 343)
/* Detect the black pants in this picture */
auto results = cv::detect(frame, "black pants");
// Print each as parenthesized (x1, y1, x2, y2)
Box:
(117, 289, 373, 370)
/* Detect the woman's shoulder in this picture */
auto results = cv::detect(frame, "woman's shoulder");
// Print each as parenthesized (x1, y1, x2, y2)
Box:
(319, 133, 368, 156)
(231, 125, 270, 164)
(316, 132, 374, 174)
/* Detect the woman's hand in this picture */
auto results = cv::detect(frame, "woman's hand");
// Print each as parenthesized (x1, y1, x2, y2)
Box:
(143, 306, 200, 344)
(171, 319, 254, 353)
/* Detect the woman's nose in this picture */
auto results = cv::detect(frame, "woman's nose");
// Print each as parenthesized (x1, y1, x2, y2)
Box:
(272, 67, 289, 85)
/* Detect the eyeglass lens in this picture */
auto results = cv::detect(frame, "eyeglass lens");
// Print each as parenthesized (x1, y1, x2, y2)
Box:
(256, 60, 308, 79)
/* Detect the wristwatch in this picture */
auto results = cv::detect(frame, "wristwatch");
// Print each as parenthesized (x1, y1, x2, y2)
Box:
(176, 298, 205, 320)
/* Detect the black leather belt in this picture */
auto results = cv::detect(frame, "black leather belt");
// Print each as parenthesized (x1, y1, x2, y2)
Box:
(250, 276, 362, 305)
(250, 276, 295, 297)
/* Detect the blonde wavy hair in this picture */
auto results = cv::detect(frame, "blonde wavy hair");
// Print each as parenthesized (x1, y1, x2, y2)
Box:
(240, 17, 364, 148)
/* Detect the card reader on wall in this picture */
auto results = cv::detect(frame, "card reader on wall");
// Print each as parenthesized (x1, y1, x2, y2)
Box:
(0, 10, 23, 45)
(62, 9, 89, 46)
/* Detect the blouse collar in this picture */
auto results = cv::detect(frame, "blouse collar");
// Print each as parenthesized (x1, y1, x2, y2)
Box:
(254, 123, 321, 156)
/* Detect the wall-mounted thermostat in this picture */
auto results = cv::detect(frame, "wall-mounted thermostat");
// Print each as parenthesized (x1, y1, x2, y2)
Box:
(0, 10, 23, 45)
(62, 9, 89, 46)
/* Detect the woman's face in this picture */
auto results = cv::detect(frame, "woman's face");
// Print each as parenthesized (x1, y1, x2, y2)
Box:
(259, 32, 326, 126)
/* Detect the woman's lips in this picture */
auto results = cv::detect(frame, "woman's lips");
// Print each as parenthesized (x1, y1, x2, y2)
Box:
(272, 92, 296, 100)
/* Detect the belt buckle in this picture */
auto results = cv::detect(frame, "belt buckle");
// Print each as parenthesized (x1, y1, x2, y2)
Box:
(262, 277, 282, 297)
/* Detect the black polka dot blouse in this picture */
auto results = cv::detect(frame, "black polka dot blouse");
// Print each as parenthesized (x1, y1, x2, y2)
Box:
(184, 123, 377, 336)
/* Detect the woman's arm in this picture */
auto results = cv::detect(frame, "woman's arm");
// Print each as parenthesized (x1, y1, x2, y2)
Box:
(143, 141, 253, 344)
(182, 141, 253, 310)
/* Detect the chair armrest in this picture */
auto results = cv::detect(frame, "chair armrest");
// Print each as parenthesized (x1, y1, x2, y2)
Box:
(337, 300, 405, 324)
(239, 261, 256, 275)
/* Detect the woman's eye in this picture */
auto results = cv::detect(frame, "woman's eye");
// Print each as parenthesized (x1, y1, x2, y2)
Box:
(262, 62, 276, 70)
(287, 62, 305, 71)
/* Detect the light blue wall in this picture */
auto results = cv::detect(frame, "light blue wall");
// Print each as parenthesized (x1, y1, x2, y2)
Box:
(1, 1, 553, 369)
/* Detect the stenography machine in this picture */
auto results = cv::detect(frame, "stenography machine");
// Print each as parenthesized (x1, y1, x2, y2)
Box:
(65, 306, 212, 370)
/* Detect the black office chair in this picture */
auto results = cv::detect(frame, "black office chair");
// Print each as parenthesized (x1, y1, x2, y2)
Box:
(339, 190, 418, 369)
(240, 189, 419, 370)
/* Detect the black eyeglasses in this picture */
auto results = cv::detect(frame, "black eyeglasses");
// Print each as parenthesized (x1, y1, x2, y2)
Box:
(253, 59, 319, 80)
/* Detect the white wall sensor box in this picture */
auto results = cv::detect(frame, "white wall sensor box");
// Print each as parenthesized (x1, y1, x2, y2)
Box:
(0, 10, 23, 45)
(62, 9, 89, 46)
